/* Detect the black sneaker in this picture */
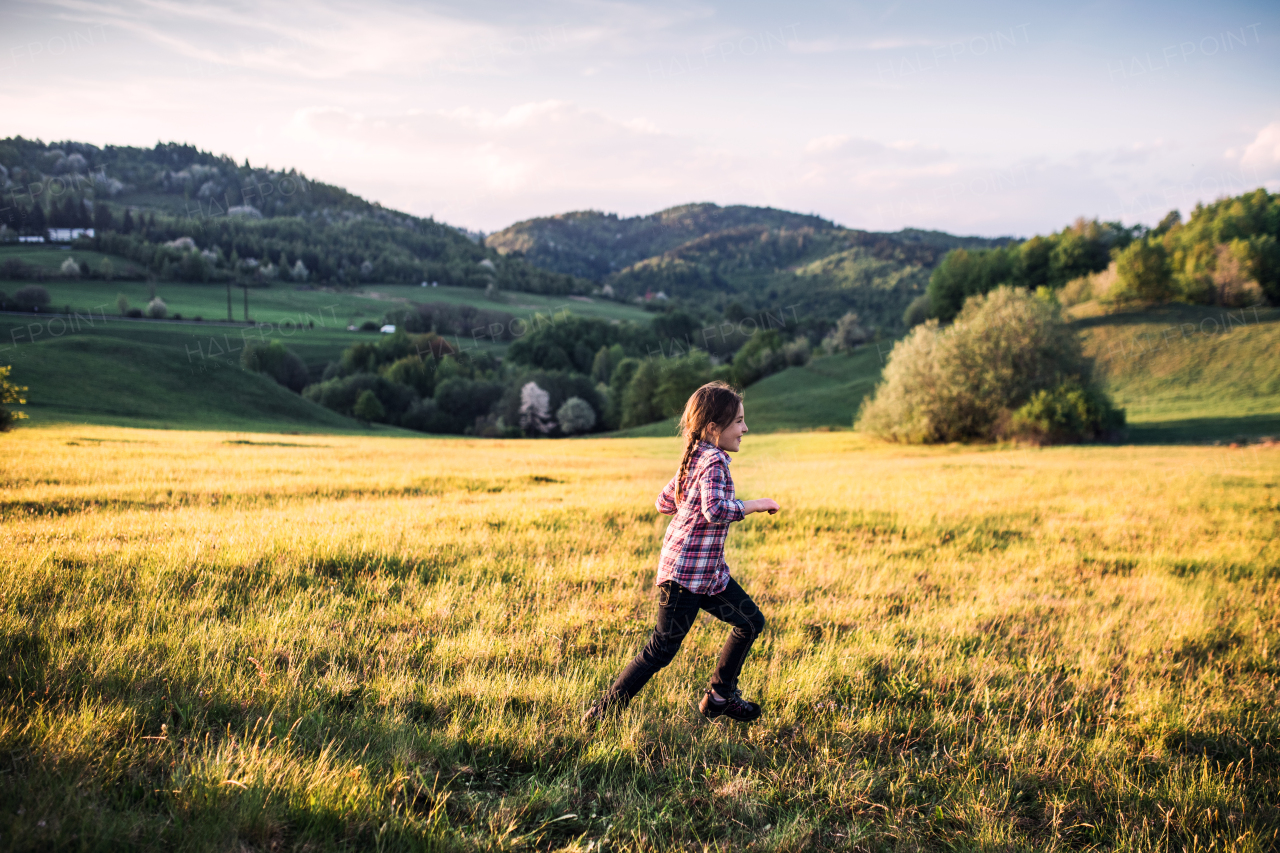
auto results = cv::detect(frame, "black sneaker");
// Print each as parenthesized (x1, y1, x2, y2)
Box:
(698, 689, 761, 722)
(581, 692, 628, 730)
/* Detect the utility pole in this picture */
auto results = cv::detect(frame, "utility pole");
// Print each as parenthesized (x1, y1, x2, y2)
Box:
(242, 284, 249, 322)
(226, 279, 233, 322)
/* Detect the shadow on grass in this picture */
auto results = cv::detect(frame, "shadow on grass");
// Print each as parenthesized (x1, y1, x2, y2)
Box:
(1070, 304, 1280, 330)
(1126, 413, 1280, 444)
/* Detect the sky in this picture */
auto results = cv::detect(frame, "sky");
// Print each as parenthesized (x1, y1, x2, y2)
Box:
(2, 0, 1279, 238)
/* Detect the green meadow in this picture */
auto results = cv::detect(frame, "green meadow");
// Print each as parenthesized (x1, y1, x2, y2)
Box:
(0, 427, 1276, 851)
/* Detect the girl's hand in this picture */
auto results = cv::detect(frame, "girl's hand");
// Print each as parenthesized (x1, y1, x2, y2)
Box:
(746, 498, 780, 515)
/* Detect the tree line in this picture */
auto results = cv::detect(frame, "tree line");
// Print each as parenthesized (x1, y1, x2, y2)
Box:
(245, 309, 819, 436)
(922, 188, 1278, 320)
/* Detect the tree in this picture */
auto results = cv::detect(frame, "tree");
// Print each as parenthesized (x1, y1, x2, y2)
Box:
(857, 286, 1121, 444)
(241, 340, 310, 392)
(620, 360, 664, 428)
(519, 381, 553, 434)
(121, 208, 134, 234)
(902, 294, 930, 328)
(13, 286, 50, 309)
(147, 297, 167, 318)
(1111, 238, 1173, 302)
(59, 257, 81, 278)
(557, 396, 597, 434)
(93, 201, 114, 232)
(116, 294, 129, 316)
(0, 365, 28, 431)
(353, 389, 385, 422)
(823, 311, 869, 352)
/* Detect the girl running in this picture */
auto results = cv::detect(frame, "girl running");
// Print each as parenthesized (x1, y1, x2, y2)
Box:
(583, 381, 779, 727)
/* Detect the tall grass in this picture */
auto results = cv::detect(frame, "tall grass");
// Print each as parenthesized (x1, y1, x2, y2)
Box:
(1, 427, 1277, 851)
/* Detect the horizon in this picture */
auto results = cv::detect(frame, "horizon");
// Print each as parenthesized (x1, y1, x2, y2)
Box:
(3, 0, 1279, 239)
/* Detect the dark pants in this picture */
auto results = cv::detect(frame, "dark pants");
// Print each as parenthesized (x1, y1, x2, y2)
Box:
(608, 576, 766, 702)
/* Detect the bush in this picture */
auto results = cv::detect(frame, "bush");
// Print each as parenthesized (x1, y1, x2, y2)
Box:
(556, 396, 597, 434)
(304, 373, 418, 423)
(59, 257, 81, 278)
(434, 378, 505, 434)
(353, 390, 385, 422)
(241, 340, 309, 392)
(126, 308, 143, 318)
(0, 365, 28, 431)
(146, 297, 168, 319)
(400, 398, 451, 433)
(0, 258, 43, 281)
(1006, 380, 1125, 445)
(13, 285, 50, 309)
(824, 312, 869, 352)
(902, 294, 931, 328)
(856, 286, 1121, 443)
(731, 330, 790, 386)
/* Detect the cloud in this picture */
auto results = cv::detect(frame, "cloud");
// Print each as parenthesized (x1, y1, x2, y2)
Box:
(284, 100, 744, 225)
(1237, 121, 1280, 169)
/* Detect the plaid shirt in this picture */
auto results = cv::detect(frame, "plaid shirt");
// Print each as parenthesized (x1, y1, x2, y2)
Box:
(655, 441, 746, 594)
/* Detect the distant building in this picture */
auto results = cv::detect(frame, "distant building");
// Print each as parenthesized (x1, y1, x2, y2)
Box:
(48, 228, 94, 242)
(380, 324, 396, 334)
(18, 235, 45, 243)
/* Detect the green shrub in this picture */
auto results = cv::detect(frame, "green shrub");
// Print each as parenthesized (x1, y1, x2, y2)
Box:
(241, 340, 309, 392)
(1007, 380, 1125, 445)
(557, 396, 597, 434)
(902, 294, 930, 327)
(0, 365, 28, 431)
(856, 286, 1121, 443)
(353, 390, 385, 422)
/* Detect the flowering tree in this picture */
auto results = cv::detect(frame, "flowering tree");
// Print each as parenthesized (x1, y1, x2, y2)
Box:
(519, 382, 553, 434)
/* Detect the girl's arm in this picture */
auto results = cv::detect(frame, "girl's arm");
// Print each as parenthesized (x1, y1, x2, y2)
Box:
(655, 474, 679, 515)
(698, 461, 746, 524)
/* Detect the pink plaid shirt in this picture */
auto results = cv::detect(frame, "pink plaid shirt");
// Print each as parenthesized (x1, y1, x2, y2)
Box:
(655, 441, 746, 595)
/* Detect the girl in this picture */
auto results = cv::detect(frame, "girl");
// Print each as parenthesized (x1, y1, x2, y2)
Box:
(583, 381, 779, 727)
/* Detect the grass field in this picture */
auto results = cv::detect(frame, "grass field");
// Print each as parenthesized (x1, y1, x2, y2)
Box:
(1, 426, 1276, 851)
(1078, 304, 1280, 443)
(0, 245, 653, 327)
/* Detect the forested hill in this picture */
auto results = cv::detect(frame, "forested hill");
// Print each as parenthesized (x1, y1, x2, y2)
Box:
(485, 204, 835, 280)
(487, 203, 1015, 329)
(0, 137, 582, 294)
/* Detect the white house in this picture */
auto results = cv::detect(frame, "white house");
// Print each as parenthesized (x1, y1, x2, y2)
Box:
(18, 235, 45, 243)
(380, 324, 396, 334)
(48, 228, 95, 242)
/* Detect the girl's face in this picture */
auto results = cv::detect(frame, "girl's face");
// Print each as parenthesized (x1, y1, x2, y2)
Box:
(710, 403, 748, 452)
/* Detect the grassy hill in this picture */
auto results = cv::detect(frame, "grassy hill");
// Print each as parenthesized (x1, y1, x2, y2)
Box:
(1077, 303, 1280, 442)
(615, 304, 1280, 443)
(0, 314, 381, 432)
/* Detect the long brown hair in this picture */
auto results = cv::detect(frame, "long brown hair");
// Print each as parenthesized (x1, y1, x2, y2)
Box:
(675, 381, 742, 503)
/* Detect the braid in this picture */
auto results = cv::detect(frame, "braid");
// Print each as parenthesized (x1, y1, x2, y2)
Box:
(673, 380, 742, 506)
(675, 433, 700, 504)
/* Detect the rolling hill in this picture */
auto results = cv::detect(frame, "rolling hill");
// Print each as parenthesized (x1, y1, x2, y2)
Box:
(614, 304, 1280, 443)
(487, 203, 1015, 331)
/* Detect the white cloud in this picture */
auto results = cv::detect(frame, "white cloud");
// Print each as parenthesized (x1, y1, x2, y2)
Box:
(1237, 121, 1280, 169)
